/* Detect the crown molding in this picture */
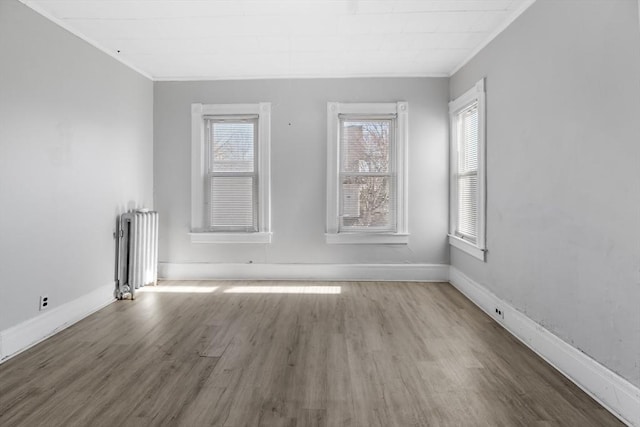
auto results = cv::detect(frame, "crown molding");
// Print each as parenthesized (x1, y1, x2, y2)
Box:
(153, 72, 449, 82)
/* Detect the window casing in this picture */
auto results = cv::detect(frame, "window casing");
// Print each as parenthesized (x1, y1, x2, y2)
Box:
(326, 102, 408, 245)
(449, 79, 486, 260)
(191, 103, 271, 243)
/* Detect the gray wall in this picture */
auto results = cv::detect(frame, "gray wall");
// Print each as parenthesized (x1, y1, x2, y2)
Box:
(0, 0, 153, 330)
(450, 0, 640, 387)
(154, 78, 449, 265)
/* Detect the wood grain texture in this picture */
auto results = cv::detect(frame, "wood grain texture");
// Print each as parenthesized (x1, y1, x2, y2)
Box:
(0, 281, 622, 426)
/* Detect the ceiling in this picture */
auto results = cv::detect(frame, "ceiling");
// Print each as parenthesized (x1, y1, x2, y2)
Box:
(22, 0, 535, 80)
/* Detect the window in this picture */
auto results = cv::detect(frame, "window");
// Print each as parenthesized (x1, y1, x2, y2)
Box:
(190, 103, 271, 243)
(449, 79, 486, 260)
(326, 102, 408, 244)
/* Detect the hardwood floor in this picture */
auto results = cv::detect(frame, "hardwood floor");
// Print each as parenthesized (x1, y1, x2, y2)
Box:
(0, 281, 622, 426)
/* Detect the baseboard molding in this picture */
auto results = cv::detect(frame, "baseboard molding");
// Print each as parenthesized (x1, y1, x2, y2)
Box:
(0, 282, 116, 364)
(158, 262, 450, 282)
(449, 267, 640, 427)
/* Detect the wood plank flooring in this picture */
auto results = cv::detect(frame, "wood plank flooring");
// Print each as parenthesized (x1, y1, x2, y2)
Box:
(0, 281, 623, 426)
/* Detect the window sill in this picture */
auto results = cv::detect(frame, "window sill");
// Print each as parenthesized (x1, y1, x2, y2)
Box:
(190, 232, 272, 244)
(448, 234, 485, 261)
(326, 233, 409, 245)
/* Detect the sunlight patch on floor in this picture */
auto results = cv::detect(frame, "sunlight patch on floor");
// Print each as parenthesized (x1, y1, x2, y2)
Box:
(223, 285, 341, 294)
(139, 285, 219, 293)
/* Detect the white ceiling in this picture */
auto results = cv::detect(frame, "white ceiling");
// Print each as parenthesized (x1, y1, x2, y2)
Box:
(22, 0, 535, 80)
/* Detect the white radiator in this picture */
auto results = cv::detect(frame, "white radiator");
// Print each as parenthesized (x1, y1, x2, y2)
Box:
(116, 209, 158, 299)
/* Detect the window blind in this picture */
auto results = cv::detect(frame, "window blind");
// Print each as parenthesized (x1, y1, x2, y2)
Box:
(206, 117, 258, 231)
(339, 118, 395, 232)
(456, 103, 478, 240)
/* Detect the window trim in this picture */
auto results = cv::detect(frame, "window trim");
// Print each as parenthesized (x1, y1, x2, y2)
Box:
(191, 103, 271, 244)
(448, 79, 486, 260)
(326, 102, 408, 245)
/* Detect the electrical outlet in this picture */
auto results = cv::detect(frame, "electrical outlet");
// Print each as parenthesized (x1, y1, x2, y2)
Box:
(39, 295, 49, 311)
(494, 307, 504, 319)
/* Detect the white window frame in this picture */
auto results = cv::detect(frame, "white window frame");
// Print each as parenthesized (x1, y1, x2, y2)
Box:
(449, 79, 486, 260)
(190, 103, 271, 244)
(326, 102, 409, 245)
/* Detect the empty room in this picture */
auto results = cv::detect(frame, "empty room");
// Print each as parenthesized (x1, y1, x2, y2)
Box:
(1, 0, 639, 425)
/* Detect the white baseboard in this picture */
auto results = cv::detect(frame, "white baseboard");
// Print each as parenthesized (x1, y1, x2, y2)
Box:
(158, 262, 450, 282)
(449, 267, 640, 427)
(0, 282, 116, 364)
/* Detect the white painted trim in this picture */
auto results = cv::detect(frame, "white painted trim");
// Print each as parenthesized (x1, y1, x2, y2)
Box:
(332, 102, 401, 115)
(190, 232, 272, 244)
(159, 263, 449, 282)
(448, 234, 485, 261)
(325, 232, 408, 245)
(448, 78, 485, 113)
(191, 103, 205, 230)
(201, 103, 262, 115)
(449, 267, 640, 427)
(0, 282, 116, 363)
(191, 102, 271, 236)
(327, 102, 340, 234)
(396, 102, 409, 235)
(449, 0, 537, 76)
(19, 0, 153, 81)
(153, 73, 450, 82)
(449, 78, 486, 258)
(257, 102, 272, 235)
(326, 101, 408, 240)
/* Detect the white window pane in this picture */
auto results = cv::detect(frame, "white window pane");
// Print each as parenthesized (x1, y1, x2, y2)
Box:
(210, 176, 256, 230)
(457, 173, 478, 239)
(341, 176, 393, 230)
(210, 121, 255, 173)
(340, 120, 391, 173)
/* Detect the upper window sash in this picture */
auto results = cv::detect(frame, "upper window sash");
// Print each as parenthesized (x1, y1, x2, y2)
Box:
(205, 117, 259, 177)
